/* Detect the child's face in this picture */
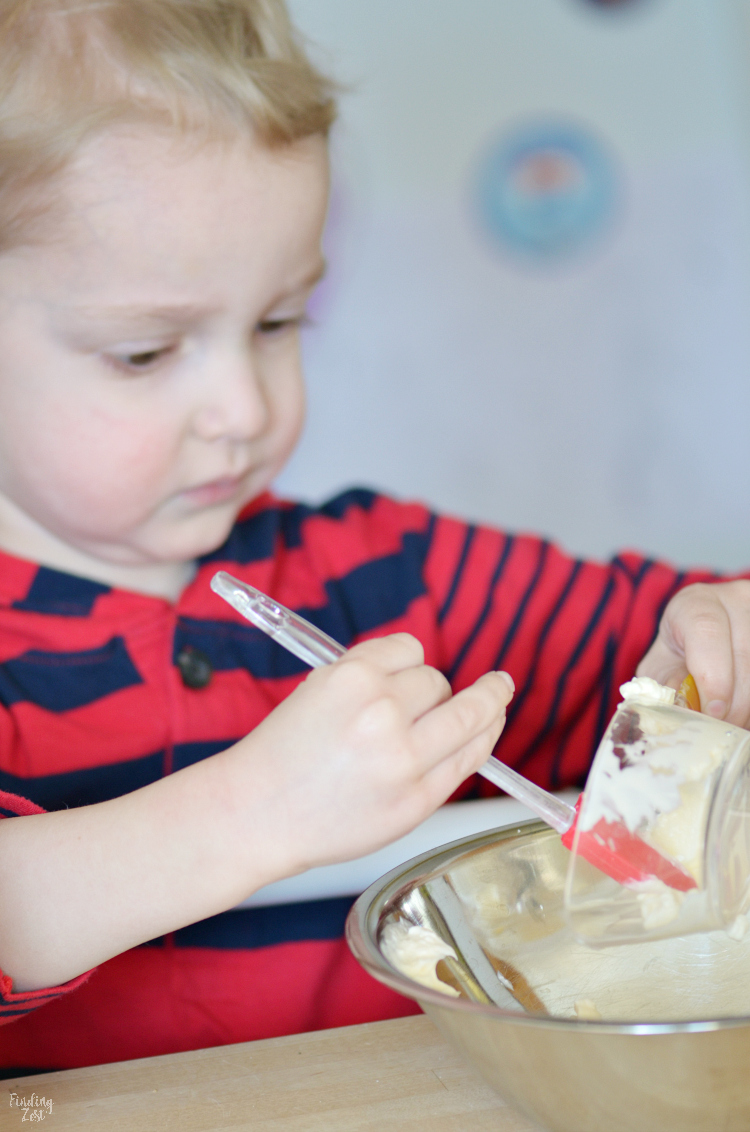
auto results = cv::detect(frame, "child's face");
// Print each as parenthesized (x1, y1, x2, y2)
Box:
(0, 127, 328, 588)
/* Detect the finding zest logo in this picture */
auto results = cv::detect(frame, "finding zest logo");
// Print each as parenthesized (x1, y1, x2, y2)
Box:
(8, 1093, 54, 1122)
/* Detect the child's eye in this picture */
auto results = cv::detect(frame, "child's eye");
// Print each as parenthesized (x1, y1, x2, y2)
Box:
(256, 315, 309, 337)
(106, 345, 177, 373)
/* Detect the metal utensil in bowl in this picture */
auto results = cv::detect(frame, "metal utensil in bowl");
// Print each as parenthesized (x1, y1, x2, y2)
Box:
(346, 820, 750, 1132)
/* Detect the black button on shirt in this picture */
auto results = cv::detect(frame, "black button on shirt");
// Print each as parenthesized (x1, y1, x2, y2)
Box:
(176, 646, 213, 690)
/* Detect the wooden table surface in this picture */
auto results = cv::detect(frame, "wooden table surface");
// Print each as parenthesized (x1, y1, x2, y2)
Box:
(1, 1014, 538, 1131)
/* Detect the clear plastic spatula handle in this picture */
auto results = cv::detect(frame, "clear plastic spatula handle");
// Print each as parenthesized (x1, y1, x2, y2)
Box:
(211, 570, 345, 669)
(210, 570, 576, 835)
(476, 752, 575, 833)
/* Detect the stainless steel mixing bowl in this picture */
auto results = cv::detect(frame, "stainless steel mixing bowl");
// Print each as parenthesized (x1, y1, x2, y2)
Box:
(346, 819, 750, 1132)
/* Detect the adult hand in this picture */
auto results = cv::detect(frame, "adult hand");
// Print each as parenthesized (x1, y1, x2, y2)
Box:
(637, 581, 750, 727)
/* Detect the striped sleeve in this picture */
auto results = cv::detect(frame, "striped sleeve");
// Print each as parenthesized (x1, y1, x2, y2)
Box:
(422, 515, 720, 792)
(0, 790, 93, 1024)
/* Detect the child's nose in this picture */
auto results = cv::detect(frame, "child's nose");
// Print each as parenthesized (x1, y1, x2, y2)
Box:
(191, 351, 269, 442)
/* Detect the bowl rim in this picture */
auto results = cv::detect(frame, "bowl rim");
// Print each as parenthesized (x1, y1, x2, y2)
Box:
(345, 818, 750, 1035)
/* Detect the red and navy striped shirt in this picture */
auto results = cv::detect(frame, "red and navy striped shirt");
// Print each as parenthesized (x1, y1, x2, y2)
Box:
(0, 489, 718, 1070)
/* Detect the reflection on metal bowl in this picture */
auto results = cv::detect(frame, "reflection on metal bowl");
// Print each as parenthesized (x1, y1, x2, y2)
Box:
(346, 820, 750, 1132)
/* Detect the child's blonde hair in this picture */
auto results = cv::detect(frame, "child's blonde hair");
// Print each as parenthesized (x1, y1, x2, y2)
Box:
(0, 0, 336, 246)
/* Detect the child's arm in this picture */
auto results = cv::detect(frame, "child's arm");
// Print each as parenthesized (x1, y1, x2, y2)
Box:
(637, 581, 750, 726)
(0, 633, 513, 993)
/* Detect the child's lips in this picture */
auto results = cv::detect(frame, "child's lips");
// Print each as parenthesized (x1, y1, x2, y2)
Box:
(181, 474, 250, 507)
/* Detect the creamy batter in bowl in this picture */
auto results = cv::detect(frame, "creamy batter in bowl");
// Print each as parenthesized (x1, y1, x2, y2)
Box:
(347, 820, 750, 1132)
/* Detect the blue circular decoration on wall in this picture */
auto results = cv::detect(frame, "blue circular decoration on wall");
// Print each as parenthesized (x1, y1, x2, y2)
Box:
(474, 121, 619, 262)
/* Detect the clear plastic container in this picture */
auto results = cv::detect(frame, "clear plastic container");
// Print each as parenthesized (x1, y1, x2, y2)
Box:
(565, 690, 750, 946)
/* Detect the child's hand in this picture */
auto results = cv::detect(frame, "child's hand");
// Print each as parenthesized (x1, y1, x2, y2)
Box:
(637, 581, 750, 727)
(229, 633, 514, 879)
(0, 633, 512, 990)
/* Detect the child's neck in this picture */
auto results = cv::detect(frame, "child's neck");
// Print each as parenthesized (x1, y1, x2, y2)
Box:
(0, 502, 196, 602)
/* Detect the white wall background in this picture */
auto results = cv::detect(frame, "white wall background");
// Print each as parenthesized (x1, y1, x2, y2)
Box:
(279, 0, 750, 571)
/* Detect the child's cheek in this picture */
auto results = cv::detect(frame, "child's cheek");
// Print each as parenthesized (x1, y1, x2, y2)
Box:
(32, 409, 174, 525)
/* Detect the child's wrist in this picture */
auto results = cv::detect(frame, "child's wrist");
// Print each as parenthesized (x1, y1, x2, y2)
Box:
(202, 741, 301, 897)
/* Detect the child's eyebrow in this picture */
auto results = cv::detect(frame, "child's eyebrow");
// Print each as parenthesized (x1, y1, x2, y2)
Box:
(64, 262, 327, 332)
(64, 303, 219, 331)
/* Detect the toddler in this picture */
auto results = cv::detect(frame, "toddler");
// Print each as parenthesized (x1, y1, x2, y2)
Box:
(0, 0, 747, 1073)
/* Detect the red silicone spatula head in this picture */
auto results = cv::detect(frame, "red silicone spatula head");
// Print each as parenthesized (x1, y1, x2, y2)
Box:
(560, 796, 697, 891)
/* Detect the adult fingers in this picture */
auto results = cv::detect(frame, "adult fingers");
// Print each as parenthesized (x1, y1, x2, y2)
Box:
(636, 582, 750, 727)
(678, 594, 735, 722)
(654, 585, 734, 721)
(717, 584, 750, 726)
(636, 636, 688, 691)
(639, 616, 750, 728)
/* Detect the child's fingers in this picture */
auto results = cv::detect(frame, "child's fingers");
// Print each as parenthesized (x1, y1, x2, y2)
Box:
(421, 720, 509, 806)
(302, 633, 427, 708)
(388, 664, 453, 722)
(338, 632, 425, 674)
(411, 671, 514, 770)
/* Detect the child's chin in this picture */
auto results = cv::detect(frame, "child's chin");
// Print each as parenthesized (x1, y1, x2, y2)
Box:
(161, 509, 240, 562)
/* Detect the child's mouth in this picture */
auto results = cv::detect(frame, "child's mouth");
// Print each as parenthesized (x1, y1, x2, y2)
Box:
(181, 475, 248, 507)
